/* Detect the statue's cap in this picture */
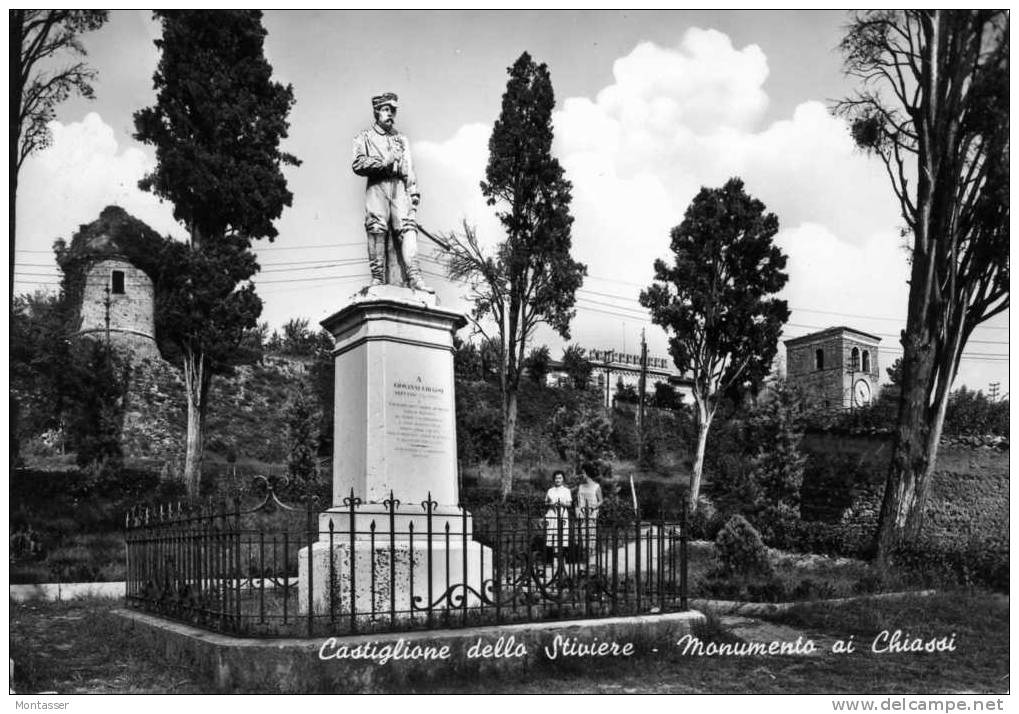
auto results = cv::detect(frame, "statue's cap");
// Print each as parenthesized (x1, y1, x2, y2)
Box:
(372, 93, 399, 110)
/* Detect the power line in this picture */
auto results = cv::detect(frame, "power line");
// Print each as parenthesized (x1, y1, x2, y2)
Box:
(12, 251, 1009, 332)
(428, 268, 1011, 353)
(260, 260, 364, 274)
(254, 272, 366, 285)
(256, 241, 364, 252)
(575, 283, 1010, 333)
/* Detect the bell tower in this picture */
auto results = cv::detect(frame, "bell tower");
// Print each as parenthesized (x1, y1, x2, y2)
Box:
(784, 326, 881, 410)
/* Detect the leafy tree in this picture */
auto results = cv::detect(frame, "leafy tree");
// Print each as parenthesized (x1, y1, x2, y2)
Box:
(885, 357, 903, 387)
(614, 379, 639, 404)
(550, 405, 614, 478)
(239, 322, 269, 359)
(640, 178, 790, 511)
(266, 329, 285, 353)
(134, 10, 299, 496)
(836, 11, 1008, 558)
(562, 344, 593, 390)
(286, 391, 318, 481)
(745, 381, 807, 511)
(943, 386, 1009, 437)
(453, 336, 483, 381)
(276, 317, 319, 356)
(10, 10, 107, 305)
(456, 386, 504, 466)
(478, 335, 503, 382)
(523, 345, 552, 385)
(65, 339, 131, 470)
(309, 329, 335, 457)
(10, 291, 74, 450)
(652, 381, 684, 410)
(444, 52, 586, 498)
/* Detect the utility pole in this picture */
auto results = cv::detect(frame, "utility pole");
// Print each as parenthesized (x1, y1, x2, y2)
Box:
(989, 382, 1000, 401)
(103, 282, 112, 348)
(637, 328, 647, 464)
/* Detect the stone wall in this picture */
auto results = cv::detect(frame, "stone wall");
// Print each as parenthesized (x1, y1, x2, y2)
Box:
(799, 430, 1009, 548)
(77, 258, 158, 358)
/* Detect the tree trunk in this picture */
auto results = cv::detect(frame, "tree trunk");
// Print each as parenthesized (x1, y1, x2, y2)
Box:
(9, 163, 17, 308)
(689, 400, 713, 512)
(873, 338, 952, 562)
(500, 387, 518, 499)
(10, 11, 23, 309)
(181, 350, 207, 498)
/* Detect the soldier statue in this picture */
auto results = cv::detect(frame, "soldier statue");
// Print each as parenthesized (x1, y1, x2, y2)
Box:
(352, 92, 432, 293)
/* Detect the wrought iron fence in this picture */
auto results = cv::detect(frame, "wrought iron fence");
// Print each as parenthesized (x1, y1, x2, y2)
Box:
(125, 477, 689, 638)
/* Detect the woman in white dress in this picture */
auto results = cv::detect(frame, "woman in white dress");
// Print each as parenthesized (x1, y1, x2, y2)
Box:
(544, 470, 572, 560)
(575, 468, 603, 562)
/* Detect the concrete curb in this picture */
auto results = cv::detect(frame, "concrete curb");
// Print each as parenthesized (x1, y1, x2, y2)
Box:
(690, 589, 937, 616)
(113, 607, 705, 693)
(9, 582, 125, 602)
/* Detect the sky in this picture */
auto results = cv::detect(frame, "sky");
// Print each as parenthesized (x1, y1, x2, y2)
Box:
(13, 10, 1010, 394)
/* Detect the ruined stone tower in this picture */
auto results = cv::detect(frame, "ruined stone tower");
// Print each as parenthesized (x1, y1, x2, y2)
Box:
(62, 206, 162, 360)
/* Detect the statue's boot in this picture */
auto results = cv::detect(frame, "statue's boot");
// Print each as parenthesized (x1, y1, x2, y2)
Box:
(367, 231, 386, 286)
(406, 263, 434, 293)
(400, 229, 435, 293)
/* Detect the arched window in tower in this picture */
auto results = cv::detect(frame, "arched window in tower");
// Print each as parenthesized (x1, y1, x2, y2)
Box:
(850, 347, 860, 371)
(111, 270, 125, 295)
(862, 350, 871, 372)
(815, 348, 824, 370)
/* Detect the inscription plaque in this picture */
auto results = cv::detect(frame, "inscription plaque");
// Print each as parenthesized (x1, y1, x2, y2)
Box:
(386, 377, 451, 457)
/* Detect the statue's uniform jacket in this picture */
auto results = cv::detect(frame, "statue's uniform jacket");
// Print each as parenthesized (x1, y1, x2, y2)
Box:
(352, 124, 419, 236)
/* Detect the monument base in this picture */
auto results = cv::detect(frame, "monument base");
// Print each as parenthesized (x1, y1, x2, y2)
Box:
(298, 535, 494, 618)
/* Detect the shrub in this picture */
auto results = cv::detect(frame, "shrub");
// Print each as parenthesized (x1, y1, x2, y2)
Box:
(598, 493, 638, 525)
(754, 503, 801, 545)
(710, 453, 761, 515)
(765, 519, 870, 558)
(687, 496, 724, 540)
(550, 405, 614, 477)
(707, 382, 807, 530)
(632, 480, 686, 520)
(696, 572, 788, 602)
(714, 515, 772, 577)
(285, 391, 318, 481)
(943, 387, 1009, 436)
(892, 538, 1008, 591)
(745, 383, 806, 509)
(455, 386, 503, 465)
(800, 452, 867, 522)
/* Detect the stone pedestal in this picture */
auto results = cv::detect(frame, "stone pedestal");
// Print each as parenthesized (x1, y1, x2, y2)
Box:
(298, 538, 493, 618)
(298, 286, 493, 618)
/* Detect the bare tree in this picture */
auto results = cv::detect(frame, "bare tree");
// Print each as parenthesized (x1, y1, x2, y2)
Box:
(10, 10, 107, 305)
(836, 10, 1009, 560)
(443, 52, 585, 499)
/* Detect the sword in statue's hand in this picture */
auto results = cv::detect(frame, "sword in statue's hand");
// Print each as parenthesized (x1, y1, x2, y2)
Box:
(407, 219, 451, 252)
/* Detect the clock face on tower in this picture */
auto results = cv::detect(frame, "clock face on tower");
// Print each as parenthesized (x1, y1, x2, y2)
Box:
(853, 378, 872, 406)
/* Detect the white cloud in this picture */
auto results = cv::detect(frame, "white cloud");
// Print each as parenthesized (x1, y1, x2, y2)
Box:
(597, 30, 769, 136)
(16, 112, 181, 261)
(413, 28, 914, 373)
(414, 122, 499, 246)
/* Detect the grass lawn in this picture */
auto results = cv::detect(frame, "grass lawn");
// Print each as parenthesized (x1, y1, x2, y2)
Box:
(10, 599, 204, 694)
(442, 590, 1009, 694)
(9, 589, 1007, 694)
